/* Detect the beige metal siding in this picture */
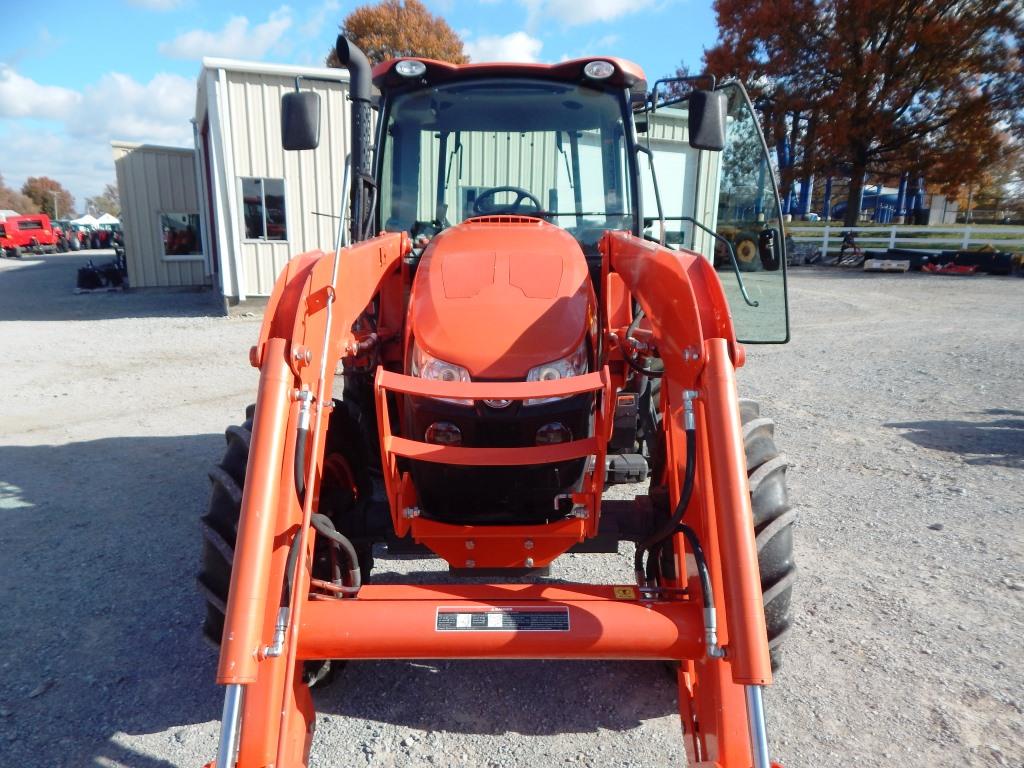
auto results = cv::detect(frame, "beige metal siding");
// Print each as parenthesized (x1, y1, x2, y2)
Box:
(414, 131, 560, 221)
(222, 72, 350, 296)
(641, 107, 720, 260)
(112, 143, 209, 288)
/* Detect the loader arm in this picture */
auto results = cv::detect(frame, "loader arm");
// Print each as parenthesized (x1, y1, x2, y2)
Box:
(207, 226, 781, 768)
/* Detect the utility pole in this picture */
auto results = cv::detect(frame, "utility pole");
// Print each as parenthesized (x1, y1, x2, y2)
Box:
(50, 191, 59, 220)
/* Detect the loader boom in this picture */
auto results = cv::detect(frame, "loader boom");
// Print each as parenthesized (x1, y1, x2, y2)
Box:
(204, 36, 792, 768)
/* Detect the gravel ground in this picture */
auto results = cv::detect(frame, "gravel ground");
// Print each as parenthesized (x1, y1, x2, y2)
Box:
(1, 251, 1021, 768)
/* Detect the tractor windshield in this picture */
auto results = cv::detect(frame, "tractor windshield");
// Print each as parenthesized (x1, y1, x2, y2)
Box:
(379, 79, 634, 247)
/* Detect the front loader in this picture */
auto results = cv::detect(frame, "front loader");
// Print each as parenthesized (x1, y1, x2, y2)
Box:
(199, 36, 795, 767)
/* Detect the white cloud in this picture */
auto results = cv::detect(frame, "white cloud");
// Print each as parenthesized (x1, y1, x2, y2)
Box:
(159, 7, 294, 60)
(523, 0, 656, 27)
(0, 66, 81, 121)
(465, 31, 544, 63)
(126, 0, 184, 9)
(1, 127, 114, 210)
(561, 34, 621, 62)
(299, 0, 340, 38)
(0, 67, 195, 208)
(75, 72, 195, 145)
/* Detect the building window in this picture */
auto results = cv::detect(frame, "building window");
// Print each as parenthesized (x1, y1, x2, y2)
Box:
(161, 212, 203, 257)
(241, 177, 287, 241)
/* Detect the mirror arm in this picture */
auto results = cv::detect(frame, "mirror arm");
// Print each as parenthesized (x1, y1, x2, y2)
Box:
(648, 74, 717, 113)
(636, 144, 666, 246)
(677, 216, 759, 308)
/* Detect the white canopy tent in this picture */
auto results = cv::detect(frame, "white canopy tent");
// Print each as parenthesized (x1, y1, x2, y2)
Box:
(71, 214, 99, 226)
(96, 213, 120, 225)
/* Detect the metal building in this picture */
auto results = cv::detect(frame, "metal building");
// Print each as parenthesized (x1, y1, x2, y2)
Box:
(194, 59, 351, 307)
(113, 59, 711, 310)
(111, 142, 211, 290)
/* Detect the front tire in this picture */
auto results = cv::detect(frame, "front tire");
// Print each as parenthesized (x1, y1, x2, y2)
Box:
(643, 391, 796, 670)
(197, 403, 372, 647)
(740, 399, 796, 670)
(197, 408, 254, 647)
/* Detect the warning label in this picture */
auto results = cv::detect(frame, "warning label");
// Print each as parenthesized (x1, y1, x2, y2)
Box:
(436, 607, 570, 632)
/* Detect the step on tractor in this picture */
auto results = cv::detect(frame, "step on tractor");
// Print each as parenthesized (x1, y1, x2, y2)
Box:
(200, 36, 795, 768)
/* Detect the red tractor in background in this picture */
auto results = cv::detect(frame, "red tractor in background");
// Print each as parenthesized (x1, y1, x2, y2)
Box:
(199, 36, 795, 768)
(0, 213, 59, 258)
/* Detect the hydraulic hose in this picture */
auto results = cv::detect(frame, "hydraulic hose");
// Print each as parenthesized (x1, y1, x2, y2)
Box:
(281, 531, 302, 607)
(634, 403, 697, 583)
(264, 530, 305, 659)
(311, 514, 361, 592)
(294, 422, 308, 500)
(294, 391, 314, 501)
(266, 513, 359, 659)
(678, 522, 725, 659)
(623, 308, 664, 378)
(677, 524, 712, 610)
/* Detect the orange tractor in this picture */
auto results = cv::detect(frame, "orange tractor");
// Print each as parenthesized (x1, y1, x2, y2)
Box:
(199, 37, 795, 767)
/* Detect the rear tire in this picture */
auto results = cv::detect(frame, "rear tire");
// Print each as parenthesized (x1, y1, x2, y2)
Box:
(734, 234, 762, 272)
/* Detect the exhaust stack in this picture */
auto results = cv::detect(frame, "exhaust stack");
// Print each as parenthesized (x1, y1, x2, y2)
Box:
(334, 36, 374, 244)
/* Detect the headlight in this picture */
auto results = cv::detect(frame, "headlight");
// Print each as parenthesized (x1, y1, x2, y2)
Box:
(583, 60, 616, 80)
(411, 342, 472, 406)
(525, 339, 588, 405)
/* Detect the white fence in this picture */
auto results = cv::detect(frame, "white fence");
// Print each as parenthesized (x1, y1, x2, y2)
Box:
(788, 225, 1024, 254)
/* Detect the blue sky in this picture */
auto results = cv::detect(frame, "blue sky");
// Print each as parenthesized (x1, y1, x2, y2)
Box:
(0, 0, 717, 211)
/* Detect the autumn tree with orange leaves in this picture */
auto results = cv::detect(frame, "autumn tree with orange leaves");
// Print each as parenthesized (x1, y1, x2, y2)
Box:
(21, 176, 75, 220)
(325, 0, 468, 68)
(699, 0, 1023, 225)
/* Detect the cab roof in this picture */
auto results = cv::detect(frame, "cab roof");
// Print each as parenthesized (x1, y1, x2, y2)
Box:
(372, 57, 647, 96)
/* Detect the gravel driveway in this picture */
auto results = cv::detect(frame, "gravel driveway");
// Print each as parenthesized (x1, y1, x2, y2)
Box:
(1, 252, 1021, 767)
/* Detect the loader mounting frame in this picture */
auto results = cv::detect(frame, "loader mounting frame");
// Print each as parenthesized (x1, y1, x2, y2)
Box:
(209, 230, 781, 768)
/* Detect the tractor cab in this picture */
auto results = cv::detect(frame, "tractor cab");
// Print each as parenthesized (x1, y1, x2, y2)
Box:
(372, 57, 645, 269)
(367, 56, 789, 346)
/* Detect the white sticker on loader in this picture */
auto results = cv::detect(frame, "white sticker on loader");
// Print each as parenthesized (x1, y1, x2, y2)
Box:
(436, 607, 570, 631)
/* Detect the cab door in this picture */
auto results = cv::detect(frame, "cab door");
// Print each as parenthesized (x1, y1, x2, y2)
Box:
(641, 81, 790, 343)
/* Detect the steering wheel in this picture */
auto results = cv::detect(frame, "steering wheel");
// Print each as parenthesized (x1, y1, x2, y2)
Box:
(472, 186, 543, 216)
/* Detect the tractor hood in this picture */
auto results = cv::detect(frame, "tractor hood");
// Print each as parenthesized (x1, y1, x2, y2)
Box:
(408, 217, 594, 380)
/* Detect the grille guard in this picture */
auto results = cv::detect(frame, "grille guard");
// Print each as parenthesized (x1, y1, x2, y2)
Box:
(373, 366, 613, 563)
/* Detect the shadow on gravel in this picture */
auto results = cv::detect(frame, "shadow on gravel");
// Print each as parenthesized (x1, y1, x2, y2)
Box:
(0, 252, 221, 322)
(1, 433, 676, 763)
(0, 435, 224, 766)
(886, 413, 1024, 468)
(314, 657, 677, 736)
(315, 565, 679, 734)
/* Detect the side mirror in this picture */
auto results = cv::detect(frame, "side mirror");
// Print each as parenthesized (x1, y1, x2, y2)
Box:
(281, 91, 321, 151)
(688, 90, 727, 151)
(759, 227, 782, 271)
